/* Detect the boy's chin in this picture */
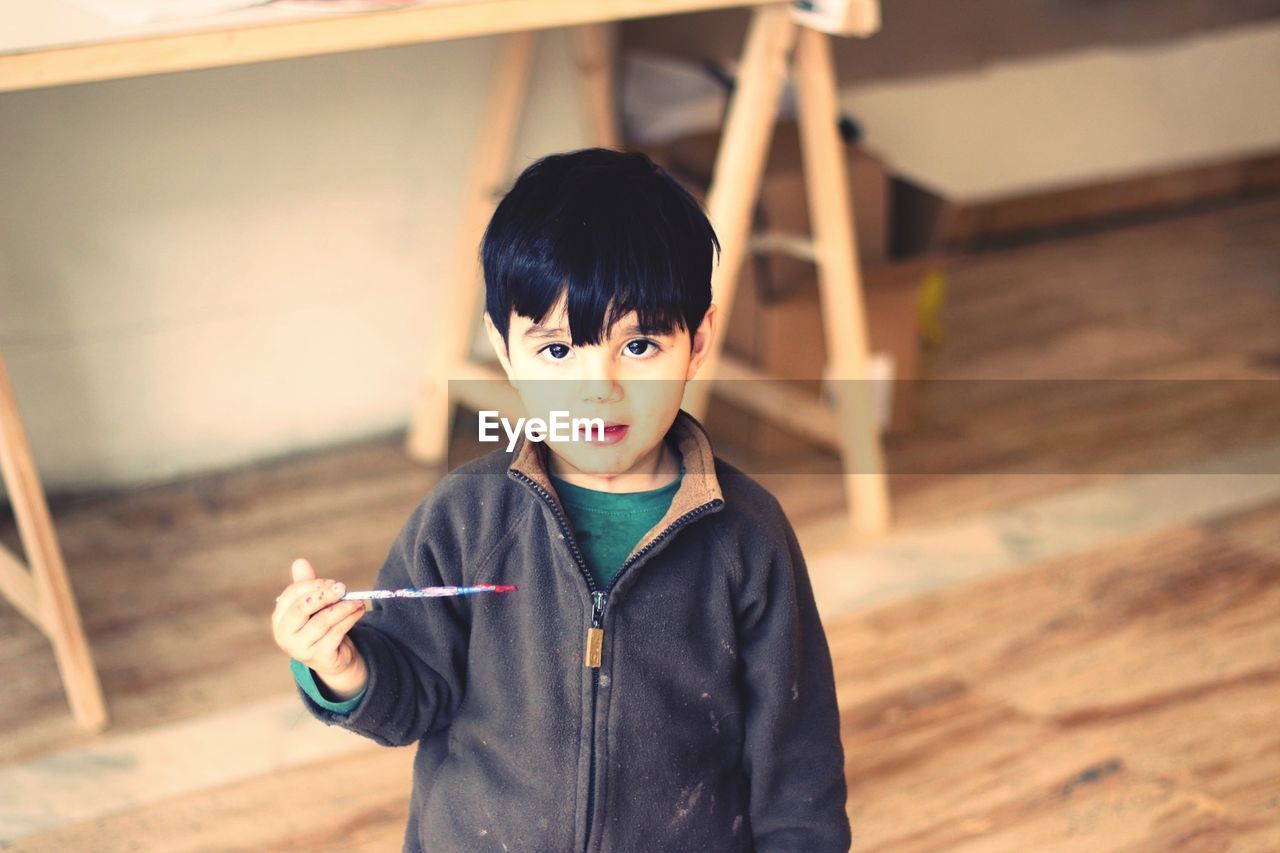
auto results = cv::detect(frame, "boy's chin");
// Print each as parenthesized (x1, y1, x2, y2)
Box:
(546, 443, 639, 476)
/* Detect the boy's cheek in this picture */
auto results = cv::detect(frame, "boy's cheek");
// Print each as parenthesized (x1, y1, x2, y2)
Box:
(635, 380, 687, 416)
(512, 382, 568, 420)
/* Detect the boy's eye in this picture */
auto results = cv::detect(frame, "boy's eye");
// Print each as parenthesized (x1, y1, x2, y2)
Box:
(625, 339, 660, 357)
(540, 343, 571, 361)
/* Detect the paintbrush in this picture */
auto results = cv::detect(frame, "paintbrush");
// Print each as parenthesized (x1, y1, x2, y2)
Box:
(339, 584, 517, 600)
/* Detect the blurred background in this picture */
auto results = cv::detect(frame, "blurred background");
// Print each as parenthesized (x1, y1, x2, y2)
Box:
(1, 0, 1278, 849)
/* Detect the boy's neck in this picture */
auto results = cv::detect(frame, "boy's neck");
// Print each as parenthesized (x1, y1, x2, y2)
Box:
(548, 439, 681, 494)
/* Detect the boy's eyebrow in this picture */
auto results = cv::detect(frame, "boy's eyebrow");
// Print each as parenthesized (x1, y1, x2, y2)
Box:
(522, 323, 565, 341)
(618, 322, 665, 337)
(521, 321, 670, 342)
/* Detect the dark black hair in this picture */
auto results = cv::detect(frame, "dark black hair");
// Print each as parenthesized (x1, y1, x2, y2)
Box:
(481, 147, 720, 352)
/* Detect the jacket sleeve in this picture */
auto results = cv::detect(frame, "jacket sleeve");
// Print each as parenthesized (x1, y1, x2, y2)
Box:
(294, 494, 470, 747)
(736, 504, 851, 852)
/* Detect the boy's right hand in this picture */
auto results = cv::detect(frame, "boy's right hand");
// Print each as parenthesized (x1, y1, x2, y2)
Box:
(272, 557, 369, 695)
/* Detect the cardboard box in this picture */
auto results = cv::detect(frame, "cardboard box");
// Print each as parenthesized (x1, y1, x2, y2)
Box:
(662, 120, 890, 295)
(708, 256, 927, 456)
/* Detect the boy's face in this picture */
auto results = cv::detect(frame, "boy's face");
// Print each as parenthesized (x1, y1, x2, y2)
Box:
(483, 296, 716, 486)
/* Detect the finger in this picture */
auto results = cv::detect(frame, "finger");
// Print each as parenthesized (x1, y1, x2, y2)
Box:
(279, 581, 345, 639)
(273, 557, 324, 625)
(277, 580, 347, 637)
(294, 604, 364, 671)
(307, 606, 366, 665)
(292, 597, 362, 652)
(292, 557, 317, 584)
(272, 578, 335, 629)
(274, 578, 329, 612)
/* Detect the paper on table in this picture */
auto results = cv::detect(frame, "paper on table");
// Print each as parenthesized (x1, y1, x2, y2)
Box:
(62, 0, 425, 25)
(272, 0, 425, 10)
(61, 0, 273, 25)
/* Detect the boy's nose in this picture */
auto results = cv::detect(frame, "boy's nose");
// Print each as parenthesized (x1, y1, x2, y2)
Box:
(578, 373, 622, 403)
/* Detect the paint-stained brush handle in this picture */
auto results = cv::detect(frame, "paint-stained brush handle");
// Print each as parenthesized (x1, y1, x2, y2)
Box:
(339, 584, 517, 600)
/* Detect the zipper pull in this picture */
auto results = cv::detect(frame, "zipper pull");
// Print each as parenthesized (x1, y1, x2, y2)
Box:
(584, 591, 608, 668)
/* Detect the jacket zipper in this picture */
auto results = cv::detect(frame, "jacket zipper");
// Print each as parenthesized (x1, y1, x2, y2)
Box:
(510, 469, 724, 852)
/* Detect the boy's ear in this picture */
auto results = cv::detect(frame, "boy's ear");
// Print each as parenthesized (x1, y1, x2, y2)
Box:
(482, 312, 515, 380)
(686, 302, 718, 380)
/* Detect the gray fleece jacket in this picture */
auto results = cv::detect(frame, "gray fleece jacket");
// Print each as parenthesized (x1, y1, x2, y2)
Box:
(293, 408, 850, 852)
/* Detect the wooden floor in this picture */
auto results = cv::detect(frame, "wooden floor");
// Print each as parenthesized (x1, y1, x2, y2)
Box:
(2, 193, 1278, 850)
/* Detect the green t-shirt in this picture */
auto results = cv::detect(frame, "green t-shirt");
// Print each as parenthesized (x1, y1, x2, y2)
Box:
(550, 457, 685, 591)
(291, 452, 685, 715)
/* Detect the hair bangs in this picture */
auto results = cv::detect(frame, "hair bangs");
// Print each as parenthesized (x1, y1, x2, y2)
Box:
(483, 148, 719, 350)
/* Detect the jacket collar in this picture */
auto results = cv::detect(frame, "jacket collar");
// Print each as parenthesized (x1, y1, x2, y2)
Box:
(506, 408, 725, 543)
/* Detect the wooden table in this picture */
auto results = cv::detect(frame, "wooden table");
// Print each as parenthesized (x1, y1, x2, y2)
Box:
(0, 0, 887, 732)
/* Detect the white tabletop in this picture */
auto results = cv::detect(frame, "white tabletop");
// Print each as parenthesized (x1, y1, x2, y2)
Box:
(2, 2, 385, 53)
(0, 0, 761, 91)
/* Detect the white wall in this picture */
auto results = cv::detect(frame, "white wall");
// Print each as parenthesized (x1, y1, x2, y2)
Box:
(627, 19, 1280, 200)
(2, 20, 1278, 497)
(839, 20, 1280, 200)
(0, 30, 588, 496)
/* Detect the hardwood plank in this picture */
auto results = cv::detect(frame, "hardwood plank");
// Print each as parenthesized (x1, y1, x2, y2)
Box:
(825, 504, 1280, 849)
(5, 747, 414, 852)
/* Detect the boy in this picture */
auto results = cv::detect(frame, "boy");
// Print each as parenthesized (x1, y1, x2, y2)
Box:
(272, 148, 850, 852)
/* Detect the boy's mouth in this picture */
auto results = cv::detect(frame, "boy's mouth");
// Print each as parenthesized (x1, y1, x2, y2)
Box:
(585, 423, 629, 444)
